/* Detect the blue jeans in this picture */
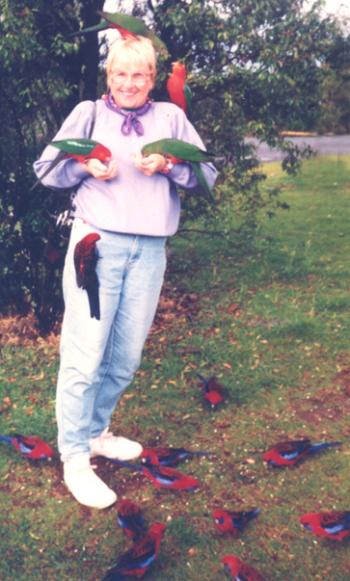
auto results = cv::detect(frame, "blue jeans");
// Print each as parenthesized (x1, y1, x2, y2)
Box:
(56, 219, 167, 462)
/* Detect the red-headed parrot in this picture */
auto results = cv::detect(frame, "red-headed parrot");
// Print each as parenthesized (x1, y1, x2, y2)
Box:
(30, 138, 111, 191)
(111, 459, 200, 491)
(213, 507, 260, 535)
(222, 555, 267, 581)
(72, 11, 168, 55)
(140, 446, 210, 467)
(300, 511, 350, 541)
(116, 499, 148, 541)
(263, 438, 342, 467)
(0, 433, 54, 460)
(74, 232, 101, 320)
(195, 372, 226, 410)
(166, 61, 192, 116)
(102, 522, 166, 581)
(141, 138, 216, 203)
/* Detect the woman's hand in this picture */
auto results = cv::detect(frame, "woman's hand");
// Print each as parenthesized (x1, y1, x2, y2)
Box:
(134, 153, 167, 176)
(83, 159, 118, 180)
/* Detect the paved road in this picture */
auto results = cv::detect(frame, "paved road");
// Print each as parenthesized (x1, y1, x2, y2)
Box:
(247, 135, 350, 162)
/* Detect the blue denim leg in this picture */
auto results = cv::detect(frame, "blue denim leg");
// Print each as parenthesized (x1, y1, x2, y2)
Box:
(56, 219, 166, 462)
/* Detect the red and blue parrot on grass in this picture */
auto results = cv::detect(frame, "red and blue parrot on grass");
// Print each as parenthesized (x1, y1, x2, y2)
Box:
(263, 438, 341, 467)
(300, 510, 350, 541)
(213, 507, 260, 535)
(0, 433, 54, 460)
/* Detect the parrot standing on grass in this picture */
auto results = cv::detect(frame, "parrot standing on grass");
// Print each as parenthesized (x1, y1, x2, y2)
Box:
(300, 511, 350, 541)
(141, 138, 216, 204)
(140, 446, 210, 467)
(263, 438, 342, 467)
(30, 138, 112, 191)
(117, 499, 148, 541)
(195, 372, 226, 410)
(102, 522, 166, 580)
(74, 233, 101, 320)
(221, 555, 267, 581)
(0, 433, 54, 460)
(111, 459, 200, 491)
(72, 11, 168, 56)
(166, 61, 192, 116)
(212, 508, 260, 535)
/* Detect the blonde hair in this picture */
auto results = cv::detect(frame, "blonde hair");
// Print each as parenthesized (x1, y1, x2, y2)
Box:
(106, 37, 157, 84)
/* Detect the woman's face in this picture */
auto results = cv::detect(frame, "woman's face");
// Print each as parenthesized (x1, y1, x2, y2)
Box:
(108, 60, 154, 109)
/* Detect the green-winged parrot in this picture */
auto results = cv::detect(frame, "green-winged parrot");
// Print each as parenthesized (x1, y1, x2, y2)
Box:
(141, 138, 216, 203)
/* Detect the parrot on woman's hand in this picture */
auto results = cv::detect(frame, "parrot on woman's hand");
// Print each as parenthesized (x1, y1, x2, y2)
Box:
(30, 138, 112, 191)
(212, 508, 260, 535)
(263, 438, 342, 467)
(140, 446, 211, 467)
(166, 62, 192, 116)
(72, 11, 168, 56)
(0, 433, 54, 460)
(195, 372, 226, 410)
(102, 522, 166, 581)
(117, 499, 148, 541)
(141, 138, 216, 203)
(111, 459, 200, 491)
(222, 555, 267, 581)
(74, 233, 101, 320)
(300, 511, 350, 541)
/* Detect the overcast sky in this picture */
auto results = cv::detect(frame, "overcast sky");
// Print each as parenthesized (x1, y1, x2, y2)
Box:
(103, 0, 350, 17)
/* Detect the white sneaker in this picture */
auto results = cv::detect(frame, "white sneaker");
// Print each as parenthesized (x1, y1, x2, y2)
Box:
(63, 456, 117, 509)
(90, 428, 143, 461)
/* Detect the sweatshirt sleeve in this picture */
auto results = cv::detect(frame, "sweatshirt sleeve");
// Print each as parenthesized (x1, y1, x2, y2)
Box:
(166, 106, 218, 191)
(33, 101, 96, 189)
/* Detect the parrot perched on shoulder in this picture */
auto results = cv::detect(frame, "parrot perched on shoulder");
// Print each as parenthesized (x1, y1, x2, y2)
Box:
(74, 233, 101, 320)
(102, 522, 166, 581)
(212, 508, 260, 535)
(222, 555, 267, 581)
(263, 438, 342, 467)
(116, 499, 148, 541)
(166, 61, 192, 116)
(72, 11, 168, 55)
(140, 446, 210, 467)
(30, 138, 111, 191)
(195, 372, 226, 410)
(300, 511, 350, 541)
(0, 433, 54, 460)
(111, 459, 200, 491)
(141, 138, 216, 204)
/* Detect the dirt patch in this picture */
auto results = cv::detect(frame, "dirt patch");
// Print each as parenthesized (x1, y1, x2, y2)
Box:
(290, 386, 350, 428)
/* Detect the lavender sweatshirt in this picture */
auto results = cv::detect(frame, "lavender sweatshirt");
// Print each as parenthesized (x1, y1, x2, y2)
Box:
(33, 100, 217, 236)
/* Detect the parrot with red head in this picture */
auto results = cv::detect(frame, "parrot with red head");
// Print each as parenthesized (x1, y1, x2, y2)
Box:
(166, 61, 192, 116)
(213, 507, 260, 535)
(141, 138, 216, 204)
(300, 511, 350, 541)
(111, 459, 200, 491)
(221, 555, 267, 581)
(116, 499, 147, 541)
(74, 233, 101, 320)
(102, 522, 166, 580)
(195, 372, 226, 410)
(0, 433, 54, 460)
(263, 438, 341, 467)
(72, 11, 168, 56)
(140, 446, 210, 467)
(30, 138, 112, 191)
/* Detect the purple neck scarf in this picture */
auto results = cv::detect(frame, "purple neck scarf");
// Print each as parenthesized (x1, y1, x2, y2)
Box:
(103, 92, 152, 136)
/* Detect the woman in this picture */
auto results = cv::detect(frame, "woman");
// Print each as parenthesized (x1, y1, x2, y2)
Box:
(34, 37, 217, 509)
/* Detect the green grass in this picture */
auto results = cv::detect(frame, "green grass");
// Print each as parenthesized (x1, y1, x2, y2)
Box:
(1, 155, 350, 580)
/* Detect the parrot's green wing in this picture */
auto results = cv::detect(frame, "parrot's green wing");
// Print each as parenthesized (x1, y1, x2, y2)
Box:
(192, 163, 216, 204)
(141, 138, 214, 162)
(184, 83, 193, 117)
(101, 11, 169, 55)
(51, 138, 100, 156)
(70, 20, 109, 36)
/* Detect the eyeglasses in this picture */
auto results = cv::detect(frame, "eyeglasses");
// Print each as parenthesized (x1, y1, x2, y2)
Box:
(109, 71, 152, 86)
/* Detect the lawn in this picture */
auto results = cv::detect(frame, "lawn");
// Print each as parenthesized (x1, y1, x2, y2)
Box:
(1, 155, 350, 580)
